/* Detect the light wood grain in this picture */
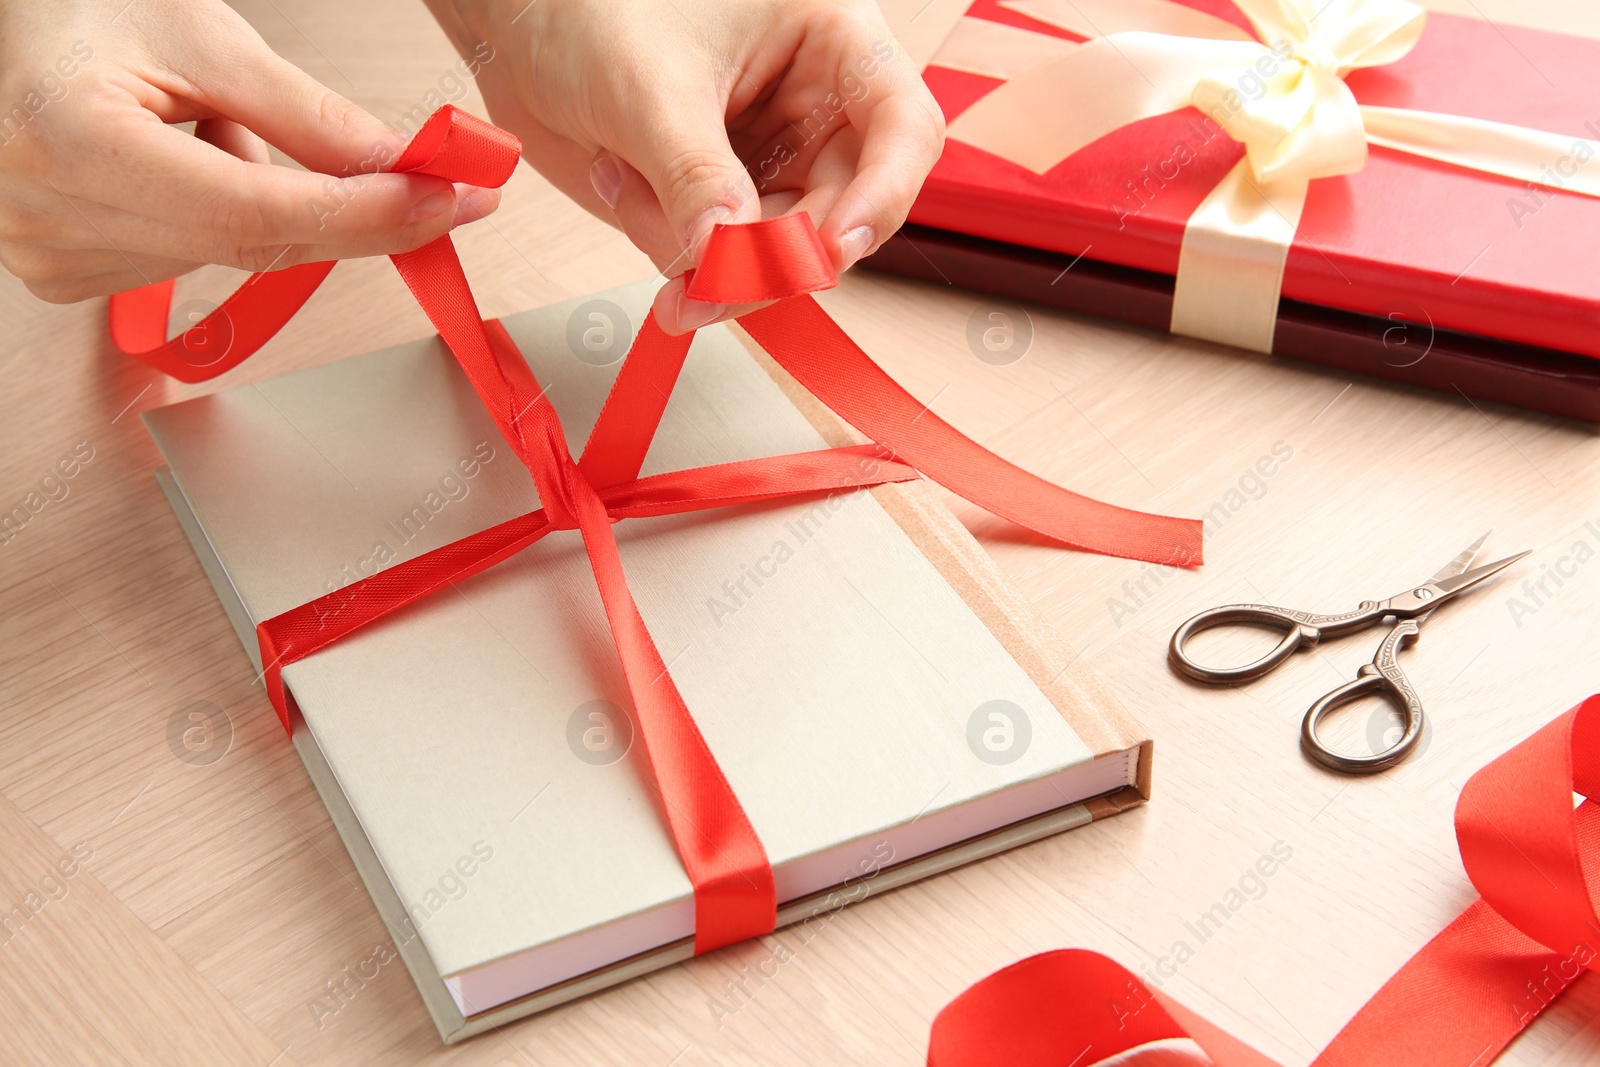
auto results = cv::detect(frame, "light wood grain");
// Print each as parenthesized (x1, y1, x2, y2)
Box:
(1, 1, 1598, 1064)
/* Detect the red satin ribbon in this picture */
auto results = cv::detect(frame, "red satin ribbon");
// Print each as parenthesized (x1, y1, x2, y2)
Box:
(111, 106, 1202, 955)
(928, 694, 1600, 1067)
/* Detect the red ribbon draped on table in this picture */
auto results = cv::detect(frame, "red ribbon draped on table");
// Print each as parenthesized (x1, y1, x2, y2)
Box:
(929, 693, 1600, 1067)
(109, 105, 1202, 956)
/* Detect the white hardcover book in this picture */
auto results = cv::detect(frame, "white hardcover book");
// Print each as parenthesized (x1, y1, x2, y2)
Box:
(143, 280, 1152, 1042)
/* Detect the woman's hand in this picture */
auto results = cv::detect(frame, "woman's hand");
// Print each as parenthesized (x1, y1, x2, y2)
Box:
(425, 0, 945, 333)
(0, 0, 500, 303)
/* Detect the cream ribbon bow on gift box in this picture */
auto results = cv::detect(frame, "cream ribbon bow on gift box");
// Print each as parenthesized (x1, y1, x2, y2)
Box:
(939, 0, 1600, 352)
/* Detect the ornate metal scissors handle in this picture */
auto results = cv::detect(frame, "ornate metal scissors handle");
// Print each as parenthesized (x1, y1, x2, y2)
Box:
(1168, 601, 1391, 684)
(1300, 619, 1425, 774)
(1167, 541, 1526, 775)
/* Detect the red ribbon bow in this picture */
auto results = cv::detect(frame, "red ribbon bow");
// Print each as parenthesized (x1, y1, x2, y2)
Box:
(111, 106, 1202, 955)
(928, 694, 1600, 1067)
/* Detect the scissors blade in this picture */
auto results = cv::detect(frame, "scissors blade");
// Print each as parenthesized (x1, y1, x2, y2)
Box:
(1433, 551, 1530, 600)
(1385, 549, 1528, 622)
(1427, 531, 1490, 585)
(1412, 531, 1492, 624)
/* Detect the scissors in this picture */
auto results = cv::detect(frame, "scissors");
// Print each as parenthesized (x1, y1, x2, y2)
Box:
(1168, 533, 1527, 774)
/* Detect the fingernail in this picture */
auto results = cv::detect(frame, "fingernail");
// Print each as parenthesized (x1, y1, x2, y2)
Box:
(688, 204, 733, 264)
(453, 187, 500, 226)
(406, 188, 455, 224)
(673, 292, 725, 333)
(839, 225, 876, 270)
(589, 154, 623, 209)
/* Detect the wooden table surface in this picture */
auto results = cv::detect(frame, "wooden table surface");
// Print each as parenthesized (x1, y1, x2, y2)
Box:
(3, 1, 1599, 1064)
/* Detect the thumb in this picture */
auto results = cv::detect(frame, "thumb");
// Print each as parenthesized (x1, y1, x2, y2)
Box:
(621, 98, 761, 274)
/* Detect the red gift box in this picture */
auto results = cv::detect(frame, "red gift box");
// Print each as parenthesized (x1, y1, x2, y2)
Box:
(887, 0, 1600, 418)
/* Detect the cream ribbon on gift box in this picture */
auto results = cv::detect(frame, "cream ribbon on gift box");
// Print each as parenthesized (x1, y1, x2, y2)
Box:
(939, 0, 1600, 352)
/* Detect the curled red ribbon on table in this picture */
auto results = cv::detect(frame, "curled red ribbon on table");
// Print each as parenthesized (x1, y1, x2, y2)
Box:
(110, 106, 1202, 955)
(928, 694, 1600, 1067)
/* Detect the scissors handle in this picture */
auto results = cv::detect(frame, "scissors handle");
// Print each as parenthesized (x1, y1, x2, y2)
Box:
(1301, 620, 1425, 774)
(1168, 601, 1388, 684)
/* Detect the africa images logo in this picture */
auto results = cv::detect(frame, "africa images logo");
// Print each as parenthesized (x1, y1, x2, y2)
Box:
(966, 700, 1031, 765)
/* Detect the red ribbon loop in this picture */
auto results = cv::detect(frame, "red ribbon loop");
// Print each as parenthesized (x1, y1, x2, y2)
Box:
(111, 105, 1203, 959)
(391, 104, 521, 185)
(1456, 698, 1600, 957)
(927, 695, 1600, 1067)
(685, 215, 838, 303)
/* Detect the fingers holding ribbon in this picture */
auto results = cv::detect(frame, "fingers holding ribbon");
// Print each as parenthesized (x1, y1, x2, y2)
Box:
(0, 0, 501, 302)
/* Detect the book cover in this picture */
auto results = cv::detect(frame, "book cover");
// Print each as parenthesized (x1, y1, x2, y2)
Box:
(143, 280, 1151, 1041)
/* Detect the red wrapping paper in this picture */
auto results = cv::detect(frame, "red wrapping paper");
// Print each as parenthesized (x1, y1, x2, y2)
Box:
(912, 0, 1600, 359)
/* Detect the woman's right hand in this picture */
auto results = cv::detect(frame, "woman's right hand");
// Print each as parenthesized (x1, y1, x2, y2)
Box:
(0, 0, 500, 303)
